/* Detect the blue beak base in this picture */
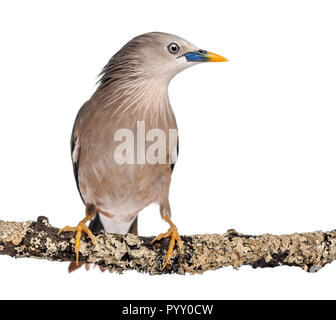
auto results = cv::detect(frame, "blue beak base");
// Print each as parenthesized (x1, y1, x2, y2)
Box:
(179, 50, 228, 63)
(180, 50, 210, 62)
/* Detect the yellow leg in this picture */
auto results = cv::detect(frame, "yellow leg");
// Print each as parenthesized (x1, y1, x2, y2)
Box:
(151, 216, 183, 270)
(58, 214, 96, 266)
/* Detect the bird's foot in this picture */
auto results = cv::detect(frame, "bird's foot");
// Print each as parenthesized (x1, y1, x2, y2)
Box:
(58, 215, 96, 266)
(151, 216, 183, 270)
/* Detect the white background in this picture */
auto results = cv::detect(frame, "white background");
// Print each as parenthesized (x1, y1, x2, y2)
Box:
(0, 0, 336, 300)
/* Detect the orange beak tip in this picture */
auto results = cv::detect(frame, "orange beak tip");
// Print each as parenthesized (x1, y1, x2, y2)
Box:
(206, 51, 229, 62)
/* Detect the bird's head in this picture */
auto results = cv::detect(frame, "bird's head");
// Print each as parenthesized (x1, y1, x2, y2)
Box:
(105, 32, 228, 86)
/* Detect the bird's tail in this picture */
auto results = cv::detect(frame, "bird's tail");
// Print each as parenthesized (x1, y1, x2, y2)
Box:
(89, 214, 138, 235)
(88, 213, 105, 233)
(127, 216, 138, 236)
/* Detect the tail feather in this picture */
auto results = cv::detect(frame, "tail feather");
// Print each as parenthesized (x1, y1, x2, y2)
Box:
(88, 214, 105, 233)
(127, 216, 138, 236)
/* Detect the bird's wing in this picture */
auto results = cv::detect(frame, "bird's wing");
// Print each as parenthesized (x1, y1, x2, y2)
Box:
(70, 100, 92, 203)
(170, 136, 179, 172)
(71, 129, 84, 203)
(71, 125, 107, 236)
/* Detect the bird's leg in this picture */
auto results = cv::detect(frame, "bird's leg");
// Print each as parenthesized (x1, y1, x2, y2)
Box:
(151, 209, 183, 270)
(58, 204, 96, 266)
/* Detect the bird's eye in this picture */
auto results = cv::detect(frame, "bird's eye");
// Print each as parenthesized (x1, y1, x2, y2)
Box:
(167, 43, 180, 54)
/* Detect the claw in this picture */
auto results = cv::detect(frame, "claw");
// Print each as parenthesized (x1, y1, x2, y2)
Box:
(58, 215, 96, 266)
(151, 217, 183, 270)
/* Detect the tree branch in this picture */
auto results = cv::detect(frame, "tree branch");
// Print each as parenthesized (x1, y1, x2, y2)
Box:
(1, 216, 335, 274)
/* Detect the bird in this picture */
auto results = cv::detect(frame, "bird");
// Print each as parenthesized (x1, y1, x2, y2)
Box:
(58, 32, 227, 271)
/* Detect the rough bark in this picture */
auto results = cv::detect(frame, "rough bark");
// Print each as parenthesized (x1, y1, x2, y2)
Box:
(0, 216, 336, 274)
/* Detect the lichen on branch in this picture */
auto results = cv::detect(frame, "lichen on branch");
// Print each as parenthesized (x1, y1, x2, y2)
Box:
(0, 216, 336, 274)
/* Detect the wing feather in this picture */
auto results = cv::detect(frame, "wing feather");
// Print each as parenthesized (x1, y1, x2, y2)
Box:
(170, 136, 179, 172)
(71, 132, 84, 203)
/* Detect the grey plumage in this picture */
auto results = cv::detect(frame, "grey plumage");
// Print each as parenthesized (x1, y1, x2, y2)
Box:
(72, 32, 199, 234)
(62, 32, 227, 269)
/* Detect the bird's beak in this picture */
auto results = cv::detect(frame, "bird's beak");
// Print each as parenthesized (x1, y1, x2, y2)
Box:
(180, 50, 228, 62)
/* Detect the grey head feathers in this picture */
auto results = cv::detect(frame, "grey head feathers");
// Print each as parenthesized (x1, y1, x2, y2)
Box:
(90, 32, 200, 126)
(97, 32, 199, 91)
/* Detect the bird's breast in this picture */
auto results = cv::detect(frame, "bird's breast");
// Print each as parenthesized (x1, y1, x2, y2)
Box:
(76, 98, 178, 218)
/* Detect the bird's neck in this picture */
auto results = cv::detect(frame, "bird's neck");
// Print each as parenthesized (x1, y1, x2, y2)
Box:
(95, 76, 174, 129)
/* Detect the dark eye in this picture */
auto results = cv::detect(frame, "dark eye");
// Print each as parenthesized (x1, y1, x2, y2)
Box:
(167, 43, 180, 54)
